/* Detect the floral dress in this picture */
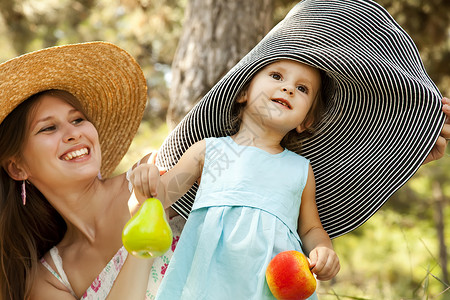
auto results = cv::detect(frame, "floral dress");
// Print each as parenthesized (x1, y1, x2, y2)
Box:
(40, 215, 185, 299)
(145, 215, 185, 299)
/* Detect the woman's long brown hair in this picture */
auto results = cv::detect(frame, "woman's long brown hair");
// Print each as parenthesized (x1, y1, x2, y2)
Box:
(0, 90, 87, 299)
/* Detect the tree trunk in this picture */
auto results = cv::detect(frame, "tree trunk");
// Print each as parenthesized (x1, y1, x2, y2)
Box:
(167, 0, 274, 129)
(432, 181, 449, 286)
(0, 0, 34, 55)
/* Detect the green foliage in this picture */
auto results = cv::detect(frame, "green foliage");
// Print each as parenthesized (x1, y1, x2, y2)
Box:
(323, 149, 450, 299)
(318, 208, 450, 299)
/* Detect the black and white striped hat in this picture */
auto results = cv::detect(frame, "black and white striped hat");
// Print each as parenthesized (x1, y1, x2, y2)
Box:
(157, 0, 444, 238)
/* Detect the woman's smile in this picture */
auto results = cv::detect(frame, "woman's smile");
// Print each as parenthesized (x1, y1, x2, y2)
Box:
(20, 95, 101, 184)
(60, 146, 90, 161)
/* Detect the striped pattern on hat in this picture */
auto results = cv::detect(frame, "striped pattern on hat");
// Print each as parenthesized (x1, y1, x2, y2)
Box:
(157, 0, 444, 238)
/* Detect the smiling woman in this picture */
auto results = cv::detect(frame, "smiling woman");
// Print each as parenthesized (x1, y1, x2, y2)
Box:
(0, 42, 164, 300)
(15, 91, 101, 193)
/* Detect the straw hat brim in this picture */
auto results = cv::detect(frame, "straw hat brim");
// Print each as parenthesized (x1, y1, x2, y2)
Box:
(0, 42, 147, 178)
(157, 0, 445, 238)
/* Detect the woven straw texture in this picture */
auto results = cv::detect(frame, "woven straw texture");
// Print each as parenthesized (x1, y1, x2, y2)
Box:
(0, 42, 148, 177)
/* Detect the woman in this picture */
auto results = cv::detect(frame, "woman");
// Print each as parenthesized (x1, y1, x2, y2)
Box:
(0, 42, 183, 300)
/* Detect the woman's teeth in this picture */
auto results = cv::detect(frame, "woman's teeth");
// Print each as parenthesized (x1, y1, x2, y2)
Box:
(63, 148, 89, 161)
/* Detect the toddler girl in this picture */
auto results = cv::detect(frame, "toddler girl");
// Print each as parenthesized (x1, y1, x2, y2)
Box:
(131, 59, 340, 299)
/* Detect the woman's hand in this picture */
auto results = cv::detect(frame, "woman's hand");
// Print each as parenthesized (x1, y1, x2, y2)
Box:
(423, 97, 450, 164)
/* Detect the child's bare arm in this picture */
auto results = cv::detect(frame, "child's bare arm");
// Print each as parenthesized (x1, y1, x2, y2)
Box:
(159, 140, 205, 208)
(298, 164, 340, 281)
(130, 140, 205, 209)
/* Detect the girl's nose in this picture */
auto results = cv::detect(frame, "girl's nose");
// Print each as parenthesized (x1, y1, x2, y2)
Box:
(282, 87, 294, 95)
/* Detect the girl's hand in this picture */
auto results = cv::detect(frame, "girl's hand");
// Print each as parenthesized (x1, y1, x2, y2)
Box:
(423, 97, 450, 164)
(308, 247, 340, 281)
(129, 163, 161, 200)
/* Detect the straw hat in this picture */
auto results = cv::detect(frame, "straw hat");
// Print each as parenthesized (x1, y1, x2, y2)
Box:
(0, 41, 147, 178)
(157, 0, 445, 238)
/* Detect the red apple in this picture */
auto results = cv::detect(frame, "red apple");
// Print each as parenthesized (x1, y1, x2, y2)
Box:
(266, 250, 316, 300)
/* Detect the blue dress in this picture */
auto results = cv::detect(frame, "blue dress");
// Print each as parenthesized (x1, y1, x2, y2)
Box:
(156, 136, 318, 300)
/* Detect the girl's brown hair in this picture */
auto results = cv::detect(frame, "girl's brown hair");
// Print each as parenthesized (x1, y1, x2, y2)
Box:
(0, 90, 85, 299)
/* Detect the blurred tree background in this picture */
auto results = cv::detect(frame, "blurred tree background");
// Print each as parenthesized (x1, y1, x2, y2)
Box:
(0, 0, 449, 298)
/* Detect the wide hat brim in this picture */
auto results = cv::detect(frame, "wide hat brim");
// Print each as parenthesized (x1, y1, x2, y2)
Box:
(0, 42, 147, 178)
(157, 0, 445, 238)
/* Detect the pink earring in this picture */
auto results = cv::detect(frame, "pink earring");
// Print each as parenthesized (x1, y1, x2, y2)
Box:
(21, 180, 26, 205)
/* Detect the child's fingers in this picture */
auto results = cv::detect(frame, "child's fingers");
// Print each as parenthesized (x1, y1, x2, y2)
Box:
(130, 164, 161, 198)
(320, 260, 340, 280)
(131, 166, 152, 198)
(316, 263, 340, 281)
(308, 248, 340, 281)
(139, 168, 151, 198)
(130, 172, 145, 197)
(307, 252, 317, 270)
(307, 260, 314, 270)
(149, 165, 160, 198)
(310, 256, 325, 275)
(315, 255, 340, 280)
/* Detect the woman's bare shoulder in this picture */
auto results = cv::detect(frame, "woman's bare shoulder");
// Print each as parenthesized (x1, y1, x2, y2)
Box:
(29, 261, 76, 300)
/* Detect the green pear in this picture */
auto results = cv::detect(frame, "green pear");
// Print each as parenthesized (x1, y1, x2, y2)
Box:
(122, 198, 173, 259)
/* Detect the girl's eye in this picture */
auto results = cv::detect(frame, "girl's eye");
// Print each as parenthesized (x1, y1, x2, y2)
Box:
(297, 85, 308, 93)
(270, 73, 282, 80)
(37, 125, 56, 133)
